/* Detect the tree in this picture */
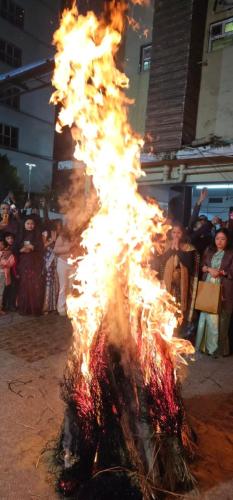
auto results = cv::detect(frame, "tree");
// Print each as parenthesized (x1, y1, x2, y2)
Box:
(0, 154, 24, 204)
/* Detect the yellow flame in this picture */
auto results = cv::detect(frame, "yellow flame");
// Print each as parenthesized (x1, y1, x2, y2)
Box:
(51, 2, 194, 385)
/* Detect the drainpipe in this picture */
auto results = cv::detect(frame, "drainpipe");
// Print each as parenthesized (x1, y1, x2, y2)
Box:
(162, 164, 171, 182)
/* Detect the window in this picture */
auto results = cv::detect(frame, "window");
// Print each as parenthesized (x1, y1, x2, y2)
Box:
(0, 0, 24, 27)
(0, 123, 19, 149)
(139, 44, 152, 72)
(209, 197, 223, 203)
(0, 38, 22, 66)
(214, 0, 233, 13)
(0, 87, 20, 109)
(209, 17, 233, 51)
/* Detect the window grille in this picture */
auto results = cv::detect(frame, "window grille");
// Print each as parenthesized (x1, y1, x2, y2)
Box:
(0, 87, 20, 109)
(0, 0, 24, 28)
(0, 123, 19, 149)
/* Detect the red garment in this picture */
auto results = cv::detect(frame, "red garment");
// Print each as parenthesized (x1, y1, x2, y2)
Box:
(0, 251, 15, 286)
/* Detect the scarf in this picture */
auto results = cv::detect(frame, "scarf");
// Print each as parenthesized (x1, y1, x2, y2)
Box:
(163, 242, 194, 313)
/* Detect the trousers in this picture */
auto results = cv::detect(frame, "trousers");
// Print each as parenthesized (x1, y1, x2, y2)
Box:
(57, 257, 70, 315)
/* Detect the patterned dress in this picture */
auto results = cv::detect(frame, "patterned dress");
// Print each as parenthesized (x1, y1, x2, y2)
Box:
(195, 250, 231, 356)
(43, 245, 59, 313)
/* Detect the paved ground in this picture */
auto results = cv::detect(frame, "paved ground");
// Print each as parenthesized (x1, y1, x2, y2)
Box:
(0, 313, 232, 500)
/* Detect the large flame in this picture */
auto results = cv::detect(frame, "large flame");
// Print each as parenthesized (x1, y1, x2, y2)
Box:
(51, 1, 194, 389)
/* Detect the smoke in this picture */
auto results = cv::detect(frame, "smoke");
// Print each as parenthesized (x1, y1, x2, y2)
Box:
(58, 166, 98, 257)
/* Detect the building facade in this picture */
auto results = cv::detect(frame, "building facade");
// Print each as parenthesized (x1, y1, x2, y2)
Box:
(52, 0, 233, 221)
(0, 0, 61, 193)
(122, 0, 233, 220)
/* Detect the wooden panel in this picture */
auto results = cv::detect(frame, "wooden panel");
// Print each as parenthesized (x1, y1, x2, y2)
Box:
(145, 0, 208, 154)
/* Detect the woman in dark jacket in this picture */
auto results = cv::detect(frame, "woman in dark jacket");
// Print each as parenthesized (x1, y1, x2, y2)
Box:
(16, 217, 45, 315)
(157, 222, 199, 336)
(195, 228, 233, 356)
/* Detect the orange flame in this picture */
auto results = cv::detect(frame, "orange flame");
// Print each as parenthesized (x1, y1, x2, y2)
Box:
(51, 2, 194, 386)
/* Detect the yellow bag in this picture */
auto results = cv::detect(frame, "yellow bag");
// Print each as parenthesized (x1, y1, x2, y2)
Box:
(195, 281, 221, 314)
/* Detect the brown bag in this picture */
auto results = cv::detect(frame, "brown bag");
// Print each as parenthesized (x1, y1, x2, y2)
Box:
(195, 280, 221, 314)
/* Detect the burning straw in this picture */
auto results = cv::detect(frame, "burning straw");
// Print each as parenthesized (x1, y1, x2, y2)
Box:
(50, 1, 195, 498)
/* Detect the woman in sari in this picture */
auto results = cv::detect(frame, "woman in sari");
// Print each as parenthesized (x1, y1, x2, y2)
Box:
(16, 218, 45, 315)
(195, 228, 233, 356)
(42, 222, 59, 314)
(158, 223, 199, 336)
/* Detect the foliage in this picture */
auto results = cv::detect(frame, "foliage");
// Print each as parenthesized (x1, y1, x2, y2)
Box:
(0, 154, 24, 203)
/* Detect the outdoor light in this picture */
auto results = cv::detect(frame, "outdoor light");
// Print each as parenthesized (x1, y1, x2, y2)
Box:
(196, 184, 233, 190)
(25, 162, 36, 199)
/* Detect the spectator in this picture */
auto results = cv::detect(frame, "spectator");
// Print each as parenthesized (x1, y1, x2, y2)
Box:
(3, 190, 16, 206)
(42, 222, 59, 314)
(156, 222, 199, 336)
(54, 225, 72, 316)
(15, 217, 44, 316)
(211, 216, 223, 233)
(0, 202, 21, 235)
(0, 203, 10, 233)
(0, 237, 16, 313)
(188, 188, 213, 256)
(0, 239, 7, 315)
(53, 218, 63, 237)
(3, 232, 18, 311)
(195, 228, 233, 357)
(225, 206, 233, 245)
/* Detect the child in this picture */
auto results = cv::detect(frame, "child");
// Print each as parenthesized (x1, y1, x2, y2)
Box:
(0, 239, 15, 315)
(3, 233, 18, 311)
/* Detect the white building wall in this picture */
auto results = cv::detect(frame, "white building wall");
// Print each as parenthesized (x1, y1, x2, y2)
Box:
(123, 1, 154, 136)
(0, 0, 61, 192)
(196, 0, 233, 142)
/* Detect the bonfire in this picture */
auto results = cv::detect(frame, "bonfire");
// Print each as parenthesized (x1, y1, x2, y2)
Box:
(51, 1, 195, 498)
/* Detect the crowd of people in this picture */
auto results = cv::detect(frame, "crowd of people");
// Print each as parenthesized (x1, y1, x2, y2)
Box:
(0, 188, 232, 358)
(154, 188, 233, 358)
(0, 192, 72, 319)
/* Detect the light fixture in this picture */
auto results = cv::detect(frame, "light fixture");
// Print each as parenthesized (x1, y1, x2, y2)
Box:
(196, 184, 233, 190)
(25, 162, 36, 199)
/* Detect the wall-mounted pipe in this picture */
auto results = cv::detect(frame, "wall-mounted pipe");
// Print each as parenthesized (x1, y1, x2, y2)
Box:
(143, 163, 233, 175)
(140, 163, 233, 185)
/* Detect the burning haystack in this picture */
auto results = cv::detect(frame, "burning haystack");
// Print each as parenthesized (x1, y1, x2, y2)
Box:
(50, 1, 195, 498)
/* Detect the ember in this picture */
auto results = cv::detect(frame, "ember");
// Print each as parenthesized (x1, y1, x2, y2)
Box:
(51, 1, 195, 498)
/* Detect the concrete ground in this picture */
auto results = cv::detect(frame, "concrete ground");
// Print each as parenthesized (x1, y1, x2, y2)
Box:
(0, 313, 232, 500)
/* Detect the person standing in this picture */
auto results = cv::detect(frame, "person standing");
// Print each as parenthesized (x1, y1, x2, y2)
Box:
(16, 218, 45, 315)
(195, 229, 233, 356)
(42, 223, 59, 314)
(2, 233, 18, 311)
(0, 203, 10, 234)
(54, 226, 72, 316)
(188, 188, 213, 257)
(157, 223, 199, 336)
(0, 238, 16, 313)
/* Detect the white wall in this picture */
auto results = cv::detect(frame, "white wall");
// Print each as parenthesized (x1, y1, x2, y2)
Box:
(123, 1, 154, 136)
(196, 0, 233, 141)
(0, 0, 60, 192)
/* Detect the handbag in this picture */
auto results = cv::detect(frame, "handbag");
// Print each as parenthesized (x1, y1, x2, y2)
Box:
(195, 280, 221, 314)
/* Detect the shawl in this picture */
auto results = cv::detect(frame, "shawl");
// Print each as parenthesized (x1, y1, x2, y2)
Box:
(163, 242, 199, 320)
